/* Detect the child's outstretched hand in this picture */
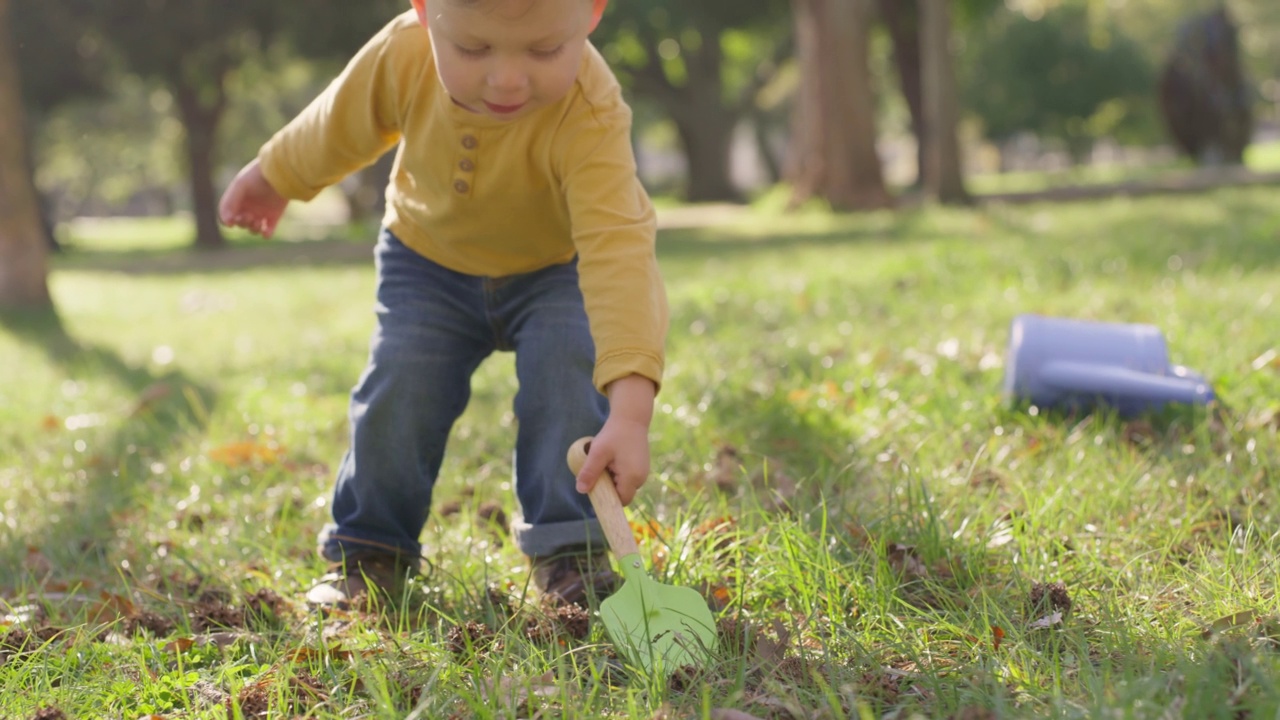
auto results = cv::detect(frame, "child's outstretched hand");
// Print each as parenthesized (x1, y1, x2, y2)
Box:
(574, 375, 656, 506)
(218, 159, 288, 238)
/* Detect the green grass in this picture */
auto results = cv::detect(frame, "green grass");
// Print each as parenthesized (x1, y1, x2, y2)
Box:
(3, 187, 1279, 718)
(965, 139, 1280, 196)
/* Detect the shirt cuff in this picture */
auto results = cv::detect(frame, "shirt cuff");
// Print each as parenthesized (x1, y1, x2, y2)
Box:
(593, 351, 664, 396)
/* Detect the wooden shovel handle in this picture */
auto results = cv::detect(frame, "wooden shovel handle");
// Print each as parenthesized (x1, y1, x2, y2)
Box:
(567, 437, 640, 558)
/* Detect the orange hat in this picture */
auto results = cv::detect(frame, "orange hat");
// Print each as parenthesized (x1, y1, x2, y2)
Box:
(411, 0, 607, 32)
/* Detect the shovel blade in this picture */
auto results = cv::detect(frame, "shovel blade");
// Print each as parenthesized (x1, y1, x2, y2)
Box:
(599, 556, 717, 671)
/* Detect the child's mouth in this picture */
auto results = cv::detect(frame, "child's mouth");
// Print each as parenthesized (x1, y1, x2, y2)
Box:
(484, 100, 526, 115)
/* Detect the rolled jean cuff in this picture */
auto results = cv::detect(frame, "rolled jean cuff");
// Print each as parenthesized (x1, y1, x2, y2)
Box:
(511, 515, 608, 557)
(318, 523, 423, 567)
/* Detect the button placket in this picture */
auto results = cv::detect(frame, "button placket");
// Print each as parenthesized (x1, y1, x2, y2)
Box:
(454, 130, 478, 197)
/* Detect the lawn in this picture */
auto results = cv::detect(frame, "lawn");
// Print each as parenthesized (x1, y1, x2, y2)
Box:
(1, 187, 1278, 718)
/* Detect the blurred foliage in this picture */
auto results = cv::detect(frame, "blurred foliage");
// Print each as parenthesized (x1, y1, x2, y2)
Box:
(19, 0, 1280, 219)
(12, 1, 104, 113)
(962, 2, 1161, 158)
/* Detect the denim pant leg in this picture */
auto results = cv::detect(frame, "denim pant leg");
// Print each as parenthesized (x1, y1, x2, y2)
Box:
(320, 230, 494, 563)
(492, 260, 610, 557)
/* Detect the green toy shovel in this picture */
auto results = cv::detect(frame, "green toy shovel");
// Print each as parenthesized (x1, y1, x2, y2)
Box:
(567, 437, 717, 672)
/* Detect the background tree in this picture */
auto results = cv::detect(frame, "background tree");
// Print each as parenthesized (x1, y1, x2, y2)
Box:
(13, 0, 105, 248)
(0, 0, 52, 309)
(594, 0, 792, 201)
(787, 0, 892, 211)
(78, 0, 291, 249)
(963, 3, 1159, 163)
(878, 0, 996, 198)
(920, 0, 970, 203)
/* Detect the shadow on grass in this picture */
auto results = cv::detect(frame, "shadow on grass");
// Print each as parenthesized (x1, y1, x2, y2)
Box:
(655, 214, 942, 262)
(0, 308, 216, 579)
(52, 237, 376, 276)
(985, 188, 1280, 273)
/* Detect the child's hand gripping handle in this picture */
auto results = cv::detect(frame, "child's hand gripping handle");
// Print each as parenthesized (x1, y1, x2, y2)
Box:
(567, 437, 640, 558)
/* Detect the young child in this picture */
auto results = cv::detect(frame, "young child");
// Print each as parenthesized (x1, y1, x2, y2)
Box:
(218, 0, 667, 609)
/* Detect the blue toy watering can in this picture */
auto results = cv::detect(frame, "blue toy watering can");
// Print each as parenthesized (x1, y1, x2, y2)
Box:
(1003, 314, 1215, 416)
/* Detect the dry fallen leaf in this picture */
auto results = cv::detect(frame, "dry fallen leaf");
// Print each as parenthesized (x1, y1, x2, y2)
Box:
(1201, 610, 1257, 638)
(1029, 612, 1064, 630)
(208, 440, 283, 468)
(23, 547, 54, 577)
(887, 543, 928, 579)
(163, 637, 196, 654)
(991, 625, 1005, 651)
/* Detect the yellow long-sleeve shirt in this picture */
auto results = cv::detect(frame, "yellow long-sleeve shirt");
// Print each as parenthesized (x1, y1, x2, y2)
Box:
(258, 11, 666, 393)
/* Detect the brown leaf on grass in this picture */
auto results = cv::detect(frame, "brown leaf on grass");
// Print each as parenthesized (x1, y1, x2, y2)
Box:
(163, 637, 196, 653)
(886, 543, 928, 579)
(23, 547, 53, 577)
(751, 620, 790, 666)
(991, 625, 1005, 651)
(87, 591, 136, 624)
(207, 440, 283, 468)
(1200, 610, 1257, 638)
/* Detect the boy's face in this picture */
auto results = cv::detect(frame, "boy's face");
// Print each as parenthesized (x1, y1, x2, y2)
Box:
(417, 0, 602, 121)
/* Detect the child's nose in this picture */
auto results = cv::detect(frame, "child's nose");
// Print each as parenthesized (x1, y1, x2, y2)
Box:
(486, 59, 529, 92)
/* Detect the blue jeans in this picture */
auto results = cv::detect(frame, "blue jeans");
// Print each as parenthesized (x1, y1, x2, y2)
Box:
(319, 229, 609, 564)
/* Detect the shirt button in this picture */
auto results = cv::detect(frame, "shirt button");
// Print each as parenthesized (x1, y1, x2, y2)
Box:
(454, 179, 470, 194)
(461, 135, 477, 149)
(458, 158, 474, 172)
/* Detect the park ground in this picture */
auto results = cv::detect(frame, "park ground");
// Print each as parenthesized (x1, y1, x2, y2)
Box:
(1, 184, 1278, 718)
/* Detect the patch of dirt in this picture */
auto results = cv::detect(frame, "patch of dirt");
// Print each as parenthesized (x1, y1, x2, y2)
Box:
(123, 609, 177, 637)
(231, 671, 327, 717)
(191, 599, 246, 633)
(447, 620, 496, 655)
(1028, 581, 1073, 616)
(30, 707, 67, 720)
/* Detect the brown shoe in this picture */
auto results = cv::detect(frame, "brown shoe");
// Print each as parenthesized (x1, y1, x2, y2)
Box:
(532, 546, 620, 608)
(305, 553, 418, 610)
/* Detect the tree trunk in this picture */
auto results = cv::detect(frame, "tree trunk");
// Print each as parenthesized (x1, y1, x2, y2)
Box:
(670, 102, 741, 202)
(0, 0, 52, 309)
(173, 72, 227, 250)
(640, 37, 741, 202)
(344, 149, 396, 224)
(878, 0, 927, 188)
(749, 111, 783, 186)
(787, 0, 892, 211)
(920, 0, 970, 204)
